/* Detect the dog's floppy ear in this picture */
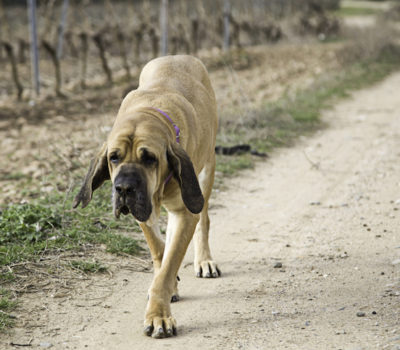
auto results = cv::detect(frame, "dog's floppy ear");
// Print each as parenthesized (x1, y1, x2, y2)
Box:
(167, 142, 204, 214)
(72, 143, 110, 209)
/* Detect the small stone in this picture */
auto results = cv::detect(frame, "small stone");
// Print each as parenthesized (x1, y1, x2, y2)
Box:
(392, 259, 400, 265)
(274, 262, 283, 268)
(356, 312, 366, 317)
(40, 342, 53, 348)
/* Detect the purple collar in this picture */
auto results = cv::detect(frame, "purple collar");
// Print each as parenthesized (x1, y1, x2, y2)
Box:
(150, 107, 180, 143)
(148, 107, 180, 184)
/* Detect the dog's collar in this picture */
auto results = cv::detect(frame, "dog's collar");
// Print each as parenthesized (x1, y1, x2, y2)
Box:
(149, 107, 180, 143)
(148, 107, 180, 184)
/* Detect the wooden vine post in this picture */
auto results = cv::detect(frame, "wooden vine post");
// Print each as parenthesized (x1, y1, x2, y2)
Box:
(160, 0, 168, 56)
(27, 0, 40, 97)
(223, 0, 230, 51)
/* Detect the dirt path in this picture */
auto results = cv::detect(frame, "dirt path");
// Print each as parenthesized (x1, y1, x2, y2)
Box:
(4, 72, 400, 349)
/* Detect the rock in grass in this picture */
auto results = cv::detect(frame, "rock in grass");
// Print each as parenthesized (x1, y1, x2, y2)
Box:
(356, 311, 366, 317)
(274, 262, 283, 268)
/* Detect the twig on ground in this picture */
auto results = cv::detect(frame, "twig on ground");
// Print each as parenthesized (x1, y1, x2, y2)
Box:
(303, 150, 320, 169)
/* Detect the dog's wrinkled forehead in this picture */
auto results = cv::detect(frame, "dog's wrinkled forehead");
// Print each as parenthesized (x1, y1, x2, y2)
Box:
(107, 119, 169, 164)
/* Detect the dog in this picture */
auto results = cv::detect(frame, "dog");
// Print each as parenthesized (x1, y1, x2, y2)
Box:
(73, 55, 220, 338)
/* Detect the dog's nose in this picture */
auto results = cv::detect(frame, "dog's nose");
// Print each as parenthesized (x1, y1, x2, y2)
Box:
(115, 183, 135, 195)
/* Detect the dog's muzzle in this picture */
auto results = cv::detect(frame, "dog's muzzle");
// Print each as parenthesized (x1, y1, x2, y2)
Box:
(113, 165, 152, 222)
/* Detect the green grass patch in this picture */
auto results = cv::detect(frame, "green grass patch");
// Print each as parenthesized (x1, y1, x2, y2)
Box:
(0, 289, 17, 331)
(0, 172, 27, 181)
(69, 260, 108, 273)
(216, 153, 254, 176)
(0, 204, 62, 245)
(0, 182, 143, 267)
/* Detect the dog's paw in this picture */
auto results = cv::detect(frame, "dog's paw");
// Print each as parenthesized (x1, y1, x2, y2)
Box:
(144, 315, 177, 338)
(195, 260, 221, 278)
(144, 296, 177, 338)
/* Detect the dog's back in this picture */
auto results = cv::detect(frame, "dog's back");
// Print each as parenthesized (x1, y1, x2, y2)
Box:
(139, 55, 217, 135)
(138, 55, 215, 106)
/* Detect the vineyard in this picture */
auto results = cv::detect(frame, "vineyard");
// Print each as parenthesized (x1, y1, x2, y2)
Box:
(0, 0, 340, 102)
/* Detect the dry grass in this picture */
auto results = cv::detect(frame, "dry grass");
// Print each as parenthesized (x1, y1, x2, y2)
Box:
(338, 20, 400, 65)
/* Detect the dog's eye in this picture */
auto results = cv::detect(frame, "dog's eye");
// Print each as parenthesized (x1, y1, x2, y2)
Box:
(141, 150, 157, 166)
(109, 154, 119, 164)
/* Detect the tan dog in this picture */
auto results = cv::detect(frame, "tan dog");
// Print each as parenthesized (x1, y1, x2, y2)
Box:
(73, 55, 220, 338)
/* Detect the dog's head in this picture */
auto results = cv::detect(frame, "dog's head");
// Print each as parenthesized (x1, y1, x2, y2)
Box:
(72, 113, 204, 222)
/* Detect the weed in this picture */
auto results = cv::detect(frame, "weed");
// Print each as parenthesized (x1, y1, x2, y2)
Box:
(216, 154, 254, 176)
(69, 260, 108, 273)
(0, 204, 61, 244)
(0, 183, 143, 267)
(0, 289, 17, 331)
(0, 172, 26, 181)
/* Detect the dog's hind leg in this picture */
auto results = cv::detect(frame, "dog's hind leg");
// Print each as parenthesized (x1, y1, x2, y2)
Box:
(193, 157, 221, 278)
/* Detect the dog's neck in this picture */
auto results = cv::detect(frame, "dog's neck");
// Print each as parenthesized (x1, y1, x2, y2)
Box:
(148, 107, 180, 143)
(147, 107, 180, 185)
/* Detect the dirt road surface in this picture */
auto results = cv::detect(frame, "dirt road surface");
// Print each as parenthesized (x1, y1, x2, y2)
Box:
(4, 72, 400, 349)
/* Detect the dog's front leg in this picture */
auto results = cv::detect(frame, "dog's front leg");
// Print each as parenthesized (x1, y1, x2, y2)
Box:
(143, 210, 200, 338)
(139, 222, 165, 273)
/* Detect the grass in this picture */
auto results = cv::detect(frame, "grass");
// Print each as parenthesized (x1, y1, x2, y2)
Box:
(0, 289, 17, 330)
(216, 153, 254, 176)
(68, 260, 108, 273)
(0, 183, 143, 267)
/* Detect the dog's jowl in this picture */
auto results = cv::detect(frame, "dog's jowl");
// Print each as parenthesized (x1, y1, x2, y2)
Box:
(73, 55, 220, 338)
